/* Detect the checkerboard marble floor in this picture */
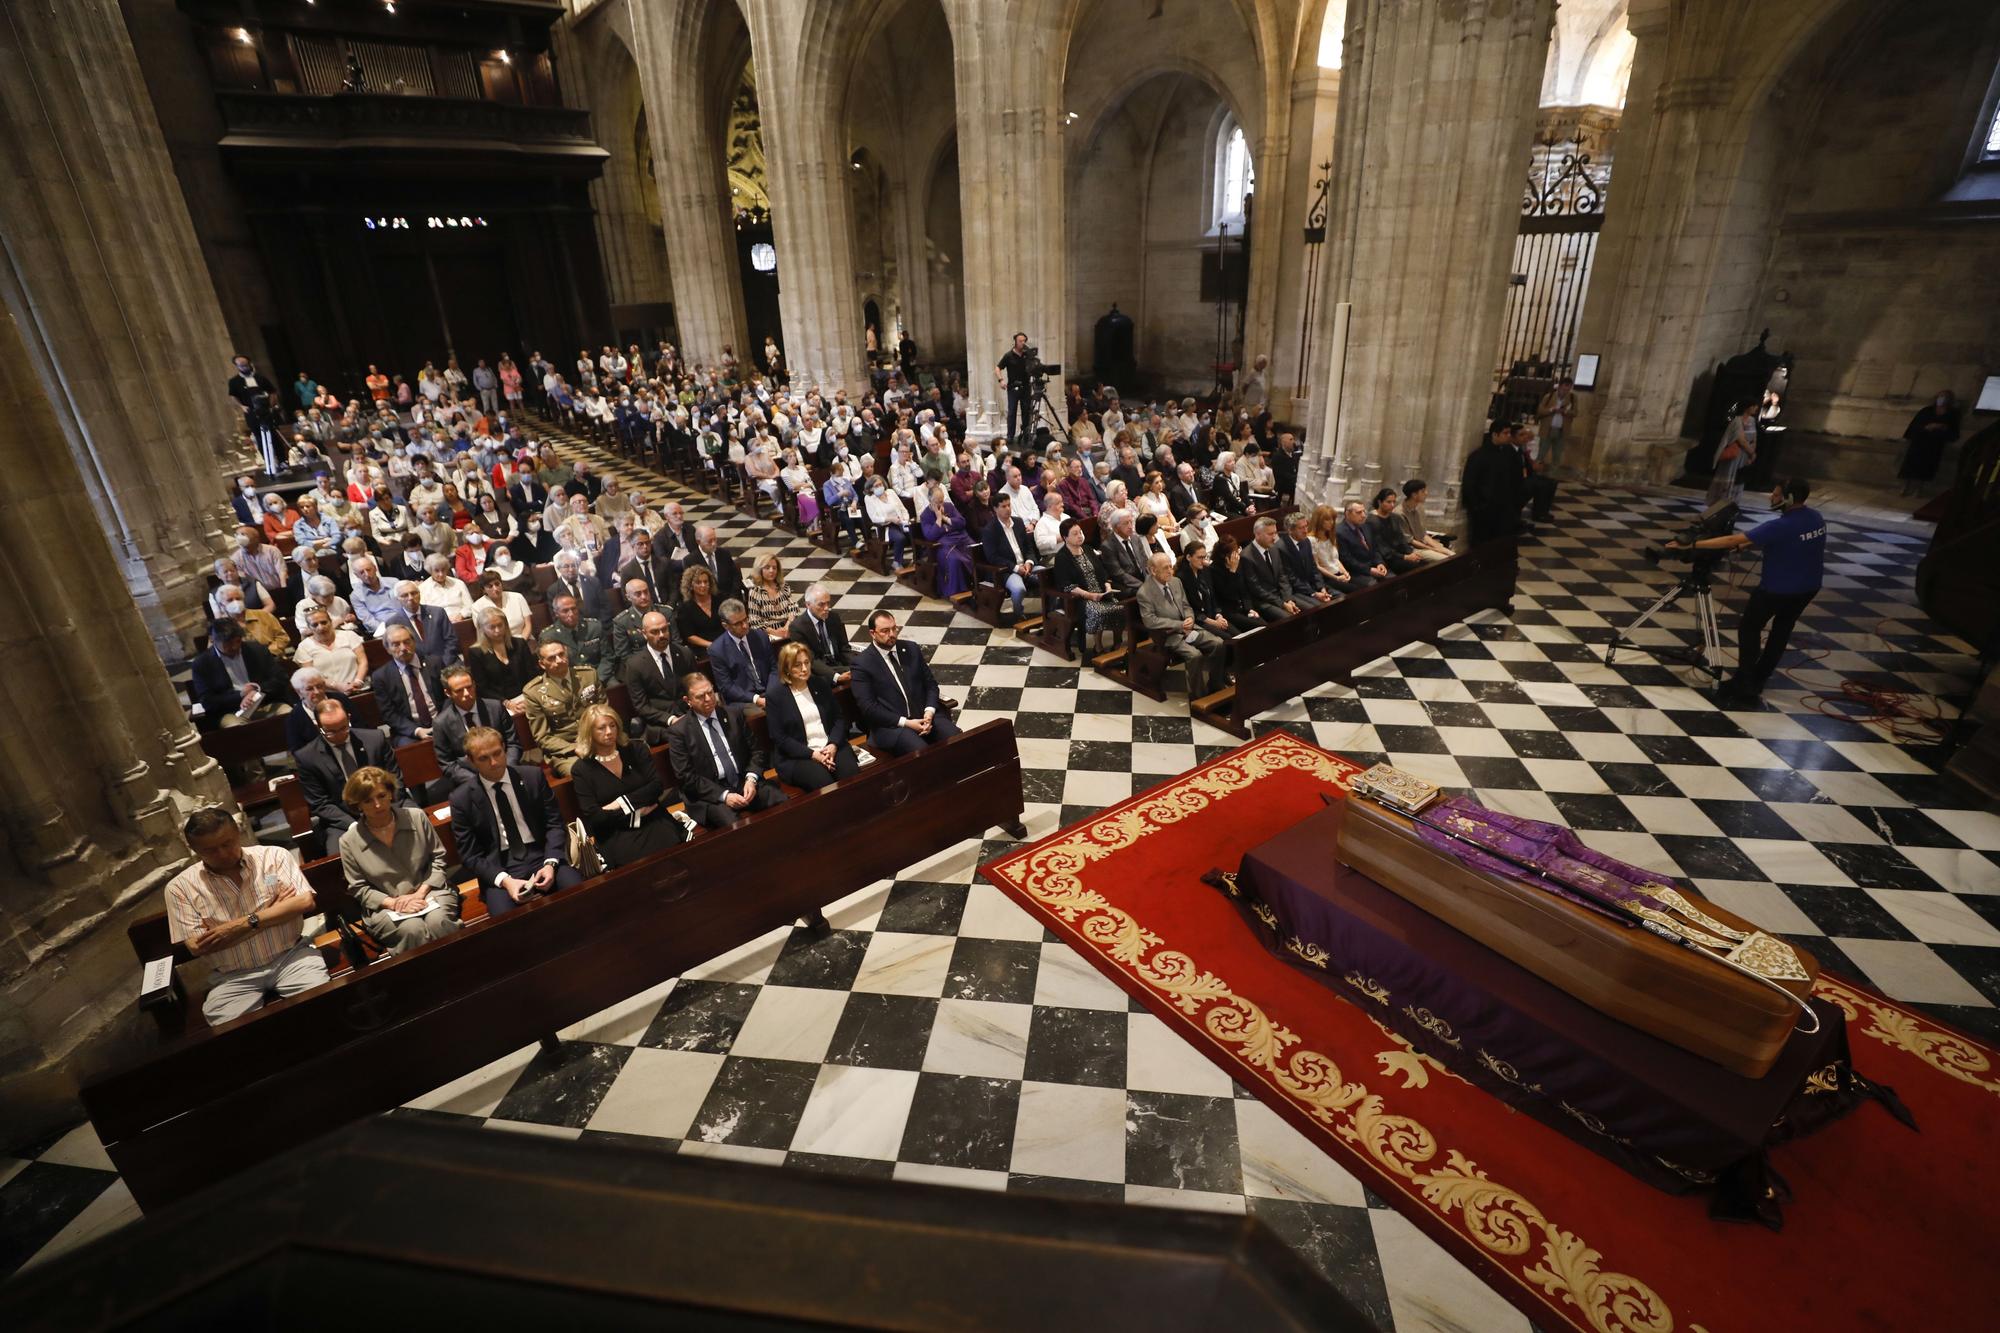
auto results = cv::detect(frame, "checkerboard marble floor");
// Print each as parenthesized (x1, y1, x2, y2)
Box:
(8, 452, 1995, 1333)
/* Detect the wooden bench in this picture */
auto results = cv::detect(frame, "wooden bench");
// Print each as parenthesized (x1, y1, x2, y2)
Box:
(1190, 535, 1520, 737)
(80, 719, 1028, 1212)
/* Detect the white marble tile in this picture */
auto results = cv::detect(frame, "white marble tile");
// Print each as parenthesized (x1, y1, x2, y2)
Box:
(1865, 890, 2000, 946)
(677, 1141, 788, 1166)
(1431, 726, 1517, 758)
(585, 1047, 727, 1139)
(1124, 1183, 1246, 1213)
(1362, 698, 1433, 727)
(1072, 711, 1136, 743)
(1019, 687, 1082, 715)
(1473, 788, 1565, 825)
(38, 1121, 113, 1173)
(1311, 721, 1381, 754)
(1062, 768, 1133, 807)
(482, 1120, 584, 1141)
(1899, 846, 2000, 896)
(1384, 753, 1468, 790)
(789, 1065, 921, 1161)
(1130, 741, 1200, 774)
(957, 882, 1048, 941)
(1693, 736, 1784, 768)
(15, 1179, 138, 1273)
(1826, 741, 1934, 775)
(1653, 764, 1758, 801)
(1373, 1205, 1537, 1333)
(1616, 795, 1724, 837)
(893, 1161, 1010, 1191)
(1562, 731, 1652, 764)
(1009, 1081, 1127, 1183)
(1926, 809, 2000, 851)
(1475, 702, 1559, 731)
(1514, 680, 1593, 708)
(1766, 802, 1884, 845)
(1691, 879, 1821, 936)
(850, 931, 955, 997)
(559, 976, 677, 1046)
(1801, 769, 1911, 808)
(1014, 735, 1073, 770)
(1125, 1011, 1234, 1097)
(971, 663, 1030, 688)
(1235, 1099, 1367, 1206)
(1834, 938, 1994, 1007)
(1733, 839, 1854, 886)
(1570, 830, 1676, 876)
(824, 882, 892, 933)
(729, 985, 851, 1063)
(1594, 707, 1687, 736)
(923, 998, 1033, 1079)
(1032, 941, 1131, 1011)
(407, 1044, 539, 1117)
(1518, 758, 1609, 793)
(681, 927, 789, 985)
(1726, 712, 1816, 741)
(1404, 677, 1479, 703)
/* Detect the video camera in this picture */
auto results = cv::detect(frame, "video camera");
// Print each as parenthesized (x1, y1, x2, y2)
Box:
(1020, 345, 1062, 382)
(1643, 498, 1737, 566)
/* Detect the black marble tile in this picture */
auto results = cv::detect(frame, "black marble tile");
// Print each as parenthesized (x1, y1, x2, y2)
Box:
(1870, 772, 1990, 810)
(1194, 744, 1240, 766)
(1459, 678, 1534, 704)
(966, 686, 1024, 712)
(1694, 799, 1803, 841)
(1760, 739, 1859, 772)
(1059, 803, 1109, 828)
(1305, 694, 1370, 723)
(928, 663, 979, 687)
(1246, 1199, 1394, 1333)
(1661, 709, 1748, 738)
(1578, 683, 1654, 711)
(1007, 1174, 1125, 1202)
(1927, 944, 2000, 1008)
(490, 1041, 633, 1129)
(1074, 689, 1134, 715)
(941, 626, 994, 645)
(1502, 728, 1581, 761)
(1350, 675, 1415, 699)
(1374, 724, 1448, 755)
(685, 1056, 820, 1150)
(899, 1073, 1022, 1172)
(1779, 885, 1917, 940)
(824, 993, 940, 1070)
(1655, 835, 1765, 882)
(1789, 711, 1883, 743)
(1433, 636, 1496, 659)
(1022, 1006, 1127, 1088)
(1960, 889, 2000, 934)
(1390, 654, 1455, 678)
(1418, 700, 1496, 730)
(1625, 732, 1718, 766)
(1610, 662, 1687, 687)
(1067, 740, 1133, 772)
(1850, 806, 1969, 850)
(1729, 766, 1827, 804)
(1815, 843, 1936, 892)
(641, 980, 762, 1054)
(1012, 712, 1074, 740)
(783, 1152, 898, 1179)
(0, 1161, 117, 1277)
(1019, 768, 1067, 804)
(980, 644, 1035, 666)
(1500, 658, 1573, 684)
(1026, 665, 1080, 689)
(944, 937, 1043, 1005)
(1130, 713, 1194, 744)
(1454, 755, 1539, 790)
(1591, 761, 1675, 796)
(1539, 704, 1621, 733)
(3, 1123, 72, 1162)
(763, 927, 873, 990)
(1124, 1091, 1242, 1195)
(875, 880, 970, 935)
(1551, 792, 1645, 832)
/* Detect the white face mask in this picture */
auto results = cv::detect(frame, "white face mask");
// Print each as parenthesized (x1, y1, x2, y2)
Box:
(235, 533, 252, 548)
(223, 599, 245, 616)
(239, 479, 254, 491)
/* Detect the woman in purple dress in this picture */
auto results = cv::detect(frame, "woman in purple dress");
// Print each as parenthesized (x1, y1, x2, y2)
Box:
(920, 482, 976, 599)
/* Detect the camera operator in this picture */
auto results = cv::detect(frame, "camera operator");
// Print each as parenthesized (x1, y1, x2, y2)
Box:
(995, 332, 1035, 446)
(1668, 478, 1825, 706)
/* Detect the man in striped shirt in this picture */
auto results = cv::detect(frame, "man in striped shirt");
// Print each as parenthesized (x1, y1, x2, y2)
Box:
(164, 809, 329, 1026)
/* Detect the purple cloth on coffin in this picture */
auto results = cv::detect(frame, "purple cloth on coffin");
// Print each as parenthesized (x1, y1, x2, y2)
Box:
(1216, 804, 1898, 1225)
(1413, 796, 1665, 921)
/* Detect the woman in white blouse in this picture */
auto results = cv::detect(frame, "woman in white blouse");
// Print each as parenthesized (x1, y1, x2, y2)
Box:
(864, 475, 913, 568)
(1178, 503, 1219, 554)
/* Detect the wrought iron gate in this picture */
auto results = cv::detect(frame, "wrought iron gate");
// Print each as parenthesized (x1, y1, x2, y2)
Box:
(1493, 138, 1611, 414)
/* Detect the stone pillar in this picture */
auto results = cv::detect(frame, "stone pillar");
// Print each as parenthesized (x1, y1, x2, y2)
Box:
(736, 0, 867, 397)
(1268, 65, 1341, 423)
(564, 19, 674, 315)
(942, 0, 1072, 438)
(0, 301, 234, 1147)
(0, 0, 243, 654)
(628, 0, 751, 367)
(1300, 0, 1554, 510)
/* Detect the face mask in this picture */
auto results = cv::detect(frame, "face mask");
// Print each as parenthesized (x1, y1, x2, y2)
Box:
(223, 599, 245, 616)
(235, 534, 252, 548)
(528, 521, 542, 532)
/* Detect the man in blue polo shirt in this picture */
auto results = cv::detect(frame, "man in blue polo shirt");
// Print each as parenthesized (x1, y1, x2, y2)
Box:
(1670, 478, 1825, 705)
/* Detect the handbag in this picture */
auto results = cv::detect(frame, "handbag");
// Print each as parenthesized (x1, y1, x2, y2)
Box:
(567, 817, 604, 878)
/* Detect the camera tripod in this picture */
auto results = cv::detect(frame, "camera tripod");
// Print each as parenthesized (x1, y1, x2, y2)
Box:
(1605, 558, 1726, 680)
(1021, 377, 1074, 453)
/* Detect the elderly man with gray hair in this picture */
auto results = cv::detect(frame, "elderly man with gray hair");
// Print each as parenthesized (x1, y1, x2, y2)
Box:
(1138, 552, 1229, 697)
(787, 582, 853, 687)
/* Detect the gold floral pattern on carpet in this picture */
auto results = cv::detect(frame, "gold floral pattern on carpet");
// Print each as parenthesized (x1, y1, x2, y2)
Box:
(990, 731, 1687, 1333)
(1815, 976, 2000, 1098)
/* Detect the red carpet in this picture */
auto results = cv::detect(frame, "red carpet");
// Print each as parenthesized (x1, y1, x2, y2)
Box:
(982, 732, 2000, 1333)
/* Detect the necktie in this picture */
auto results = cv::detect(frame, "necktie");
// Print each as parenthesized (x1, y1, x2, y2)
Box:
(652, 647, 669, 682)
(405, 664, 433, 724)
(884, 646, 914, 716)
(818, 617, 832, 657)
(491, 778, 526, 851)
(705, 714, 739, 785)
(462, 709, 476, 734)
(338, 739, 359, 777)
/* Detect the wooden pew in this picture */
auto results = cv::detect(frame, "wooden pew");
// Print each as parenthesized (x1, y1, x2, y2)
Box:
(1189, 535, 1520, 737)
(79, 719, 1028, 1212)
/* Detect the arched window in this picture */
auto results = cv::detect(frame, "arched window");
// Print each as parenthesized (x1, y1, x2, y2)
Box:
(1213, 121, 1254, 232)
(1984, 100, 2000, 160)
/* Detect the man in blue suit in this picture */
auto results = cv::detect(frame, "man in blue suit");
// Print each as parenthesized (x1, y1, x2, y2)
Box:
(709, 600, 778, 708)
(374, 580, 460, 670)
(849, 611, 960, 757)
(368, 622, 446, 743)
(448, 727, 585, 918)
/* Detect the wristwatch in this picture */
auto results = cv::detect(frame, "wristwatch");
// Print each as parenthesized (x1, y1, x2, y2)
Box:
(247, 912, 262, 931)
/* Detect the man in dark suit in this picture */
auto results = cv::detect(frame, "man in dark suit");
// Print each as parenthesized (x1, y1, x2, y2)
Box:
(432, 664, 519, 789)
(190, 620, 291, 731)
(564, 460, 603, 503)
(1167, 463, 1205, 522)
(1242, 518, 1302, 619)
(368, 622, 446, 743)
(293, 696, 413, 838)
(1098, 511, 1152, 596)
(684, 524, 745, 603)
(548, 552, 611, 625)
(377, 580, 459, 670)
(849, 611, 961, 757)
(1337, 500, 1394, 586)
(787, 584, 852, 687)
(667, 673, 786, 829)
(654, 501, 694, 563)
(1270, 432, 1301, 504)
(225, 355, 266, 412)
(709, 600, 778, 708)
(979, 493, 1044, 618)
(621, 610, 695, 743)
(1461, 422, 1524, 546)
(449, 727, 586, 918)
(507, 469, 552, 518)
(614, 530, 678, 610)
(1278, 512, 1341, 602)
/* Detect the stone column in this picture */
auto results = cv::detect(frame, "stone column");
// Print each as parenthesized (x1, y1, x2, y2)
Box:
(1267, 65, 1341, 422)
(941, 0, 1072, 438)
(1300, 0, 1554, 509)
(0, 0, 243, 654)
(563, 19, 674, 315)
(628, 0, 751, 367)
(0, 301, 234, 1147)
(736, 0, 867, 397)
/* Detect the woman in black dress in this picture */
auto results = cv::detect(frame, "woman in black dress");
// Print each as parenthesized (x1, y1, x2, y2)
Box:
(676, 564, 724, 651)
(1209, 534, 1267, 634)
(766, 642, 860, 791)
(570, 704, 688, 868)
(467, 607, 537, 703)
(1048, 517, 1125, 654)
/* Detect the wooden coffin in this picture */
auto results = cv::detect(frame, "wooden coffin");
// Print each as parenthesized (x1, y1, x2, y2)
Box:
(1332, 795, 1816, 1078)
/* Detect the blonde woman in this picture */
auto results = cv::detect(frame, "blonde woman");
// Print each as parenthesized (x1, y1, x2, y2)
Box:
(746, 554, 800, 639)
(569, 703, 687, 868)
(766, 641, 858, 789)
(468, 606, 536, 703)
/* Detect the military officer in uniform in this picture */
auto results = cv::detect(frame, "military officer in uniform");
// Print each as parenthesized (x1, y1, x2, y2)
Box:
(520, 639, 599, 776)
(603, 577, 658, 682)
(537, 590, 608, 679)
